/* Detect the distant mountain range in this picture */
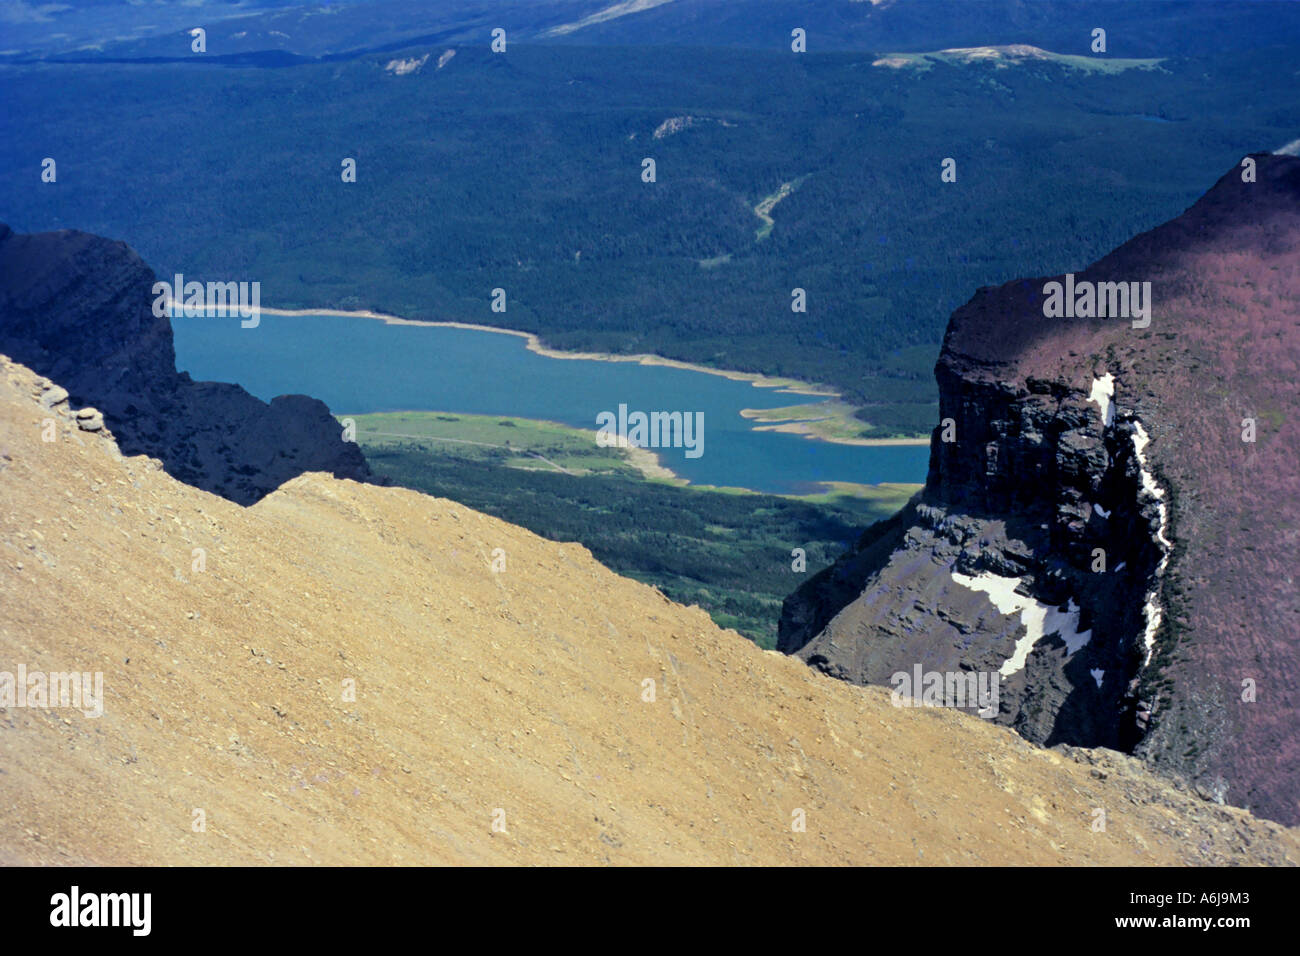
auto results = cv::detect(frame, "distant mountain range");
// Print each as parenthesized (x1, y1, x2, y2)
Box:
(7, 1, 1299, 60)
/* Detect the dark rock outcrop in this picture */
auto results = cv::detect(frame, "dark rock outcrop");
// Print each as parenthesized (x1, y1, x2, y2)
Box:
(0, 222, 372, 504)
(780, 153, 1300, 825)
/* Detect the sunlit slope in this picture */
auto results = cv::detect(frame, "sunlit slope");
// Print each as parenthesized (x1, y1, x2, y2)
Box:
(1, 356, 1295, 865)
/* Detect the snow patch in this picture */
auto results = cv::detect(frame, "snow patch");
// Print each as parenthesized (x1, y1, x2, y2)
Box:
(1092, 503, 1111, 519)
(1132, 421, 1173, 667)
(951, 571, 1092, 677)
(540, 0, 676, 37)
(1091, 668, 1105, 689)
(1088, 373, 1115, 426)
(386, 53, 430, 75)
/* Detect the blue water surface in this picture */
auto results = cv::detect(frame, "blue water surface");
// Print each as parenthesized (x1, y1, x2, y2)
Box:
(171, 313, 930, 494)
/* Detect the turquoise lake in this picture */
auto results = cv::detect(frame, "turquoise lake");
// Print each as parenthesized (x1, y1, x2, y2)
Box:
(171, 312, 930, 494)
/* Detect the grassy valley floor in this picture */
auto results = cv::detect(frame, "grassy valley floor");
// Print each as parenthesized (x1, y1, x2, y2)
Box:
(346, 411, 919, 647)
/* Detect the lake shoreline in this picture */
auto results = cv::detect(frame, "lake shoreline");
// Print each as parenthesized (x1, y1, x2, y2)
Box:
(347, 409, 925, 502)
(259, 305, 925, 446)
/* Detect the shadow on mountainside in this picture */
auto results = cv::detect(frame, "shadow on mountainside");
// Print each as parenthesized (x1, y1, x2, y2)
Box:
(0, 223, 373, 505)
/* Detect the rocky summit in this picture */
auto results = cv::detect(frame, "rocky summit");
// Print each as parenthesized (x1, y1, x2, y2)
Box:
(780, 154, 1300, 826)
(0, 223, 371, 505)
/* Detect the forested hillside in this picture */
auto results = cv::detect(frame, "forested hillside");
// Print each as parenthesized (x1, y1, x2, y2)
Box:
(3, 38, 1297, 431)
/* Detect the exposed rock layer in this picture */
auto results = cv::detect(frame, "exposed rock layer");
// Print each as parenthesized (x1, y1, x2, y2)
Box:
(780, 154, 1300, 826)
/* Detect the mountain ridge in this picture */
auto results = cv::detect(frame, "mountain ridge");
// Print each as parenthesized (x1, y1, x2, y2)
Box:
(780, 153, 1300, 825)
(2, 351, 1296, 864)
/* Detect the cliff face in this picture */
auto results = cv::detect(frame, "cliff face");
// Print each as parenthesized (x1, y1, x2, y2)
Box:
(0, 223, 371, 505)
(781, 154, 1300, 825)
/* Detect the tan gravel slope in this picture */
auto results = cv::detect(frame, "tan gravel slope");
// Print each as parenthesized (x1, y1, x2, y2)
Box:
(1, 355, 1296, 866)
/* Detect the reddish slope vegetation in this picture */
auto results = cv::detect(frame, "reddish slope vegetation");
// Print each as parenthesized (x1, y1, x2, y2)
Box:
(782, 154, 1300, 825)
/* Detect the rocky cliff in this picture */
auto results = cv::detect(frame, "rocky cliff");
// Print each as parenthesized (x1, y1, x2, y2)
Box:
(0, 223, 371, 505)
(780, 153, 1300, 826)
